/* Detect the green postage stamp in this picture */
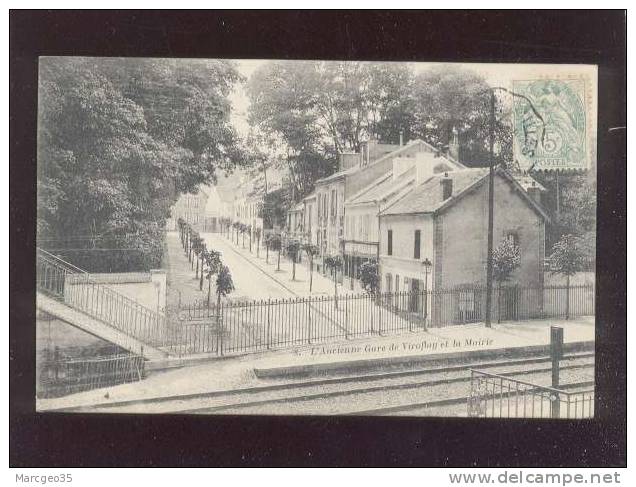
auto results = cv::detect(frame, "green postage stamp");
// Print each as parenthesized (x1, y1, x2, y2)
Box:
(513, 78, 590, 172)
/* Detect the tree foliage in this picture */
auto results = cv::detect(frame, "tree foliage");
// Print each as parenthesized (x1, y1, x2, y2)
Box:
(410, 65, 512, 167)
(492, 238, 521, 283)
(359, 260, 380, 293)
(215, 265, 235, 298)
(37, 57, 245, 272)
(549, 234, 587, 277)
(247, 61, 417, 201)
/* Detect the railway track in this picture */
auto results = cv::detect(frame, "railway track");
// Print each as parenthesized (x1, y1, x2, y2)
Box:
(65, 352, 594, 416)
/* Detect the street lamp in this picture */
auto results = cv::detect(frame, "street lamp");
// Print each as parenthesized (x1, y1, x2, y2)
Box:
(422, 258, 432, 326)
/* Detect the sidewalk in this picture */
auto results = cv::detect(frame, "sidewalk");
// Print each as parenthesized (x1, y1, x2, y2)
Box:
(36, 315, 594, 411)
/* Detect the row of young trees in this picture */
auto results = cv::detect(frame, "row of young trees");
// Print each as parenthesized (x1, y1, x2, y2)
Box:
(177, 218, 235, 311)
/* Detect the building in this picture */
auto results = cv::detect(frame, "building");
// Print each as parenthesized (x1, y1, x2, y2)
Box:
(168, 185, 215, 231)
(378, 167, 549, 325)
(286, 201, 305, 239)
(310, 138, 458, 276)
(343, 147, 465, 289)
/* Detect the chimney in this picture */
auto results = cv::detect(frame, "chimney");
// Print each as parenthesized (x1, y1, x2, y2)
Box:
(449, 126, 460, 161)
(440, 172, 453, 200)
(527, 180, 542, 205)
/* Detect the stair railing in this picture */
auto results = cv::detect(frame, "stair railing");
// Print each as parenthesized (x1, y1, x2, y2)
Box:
(36, 248, 169, 348)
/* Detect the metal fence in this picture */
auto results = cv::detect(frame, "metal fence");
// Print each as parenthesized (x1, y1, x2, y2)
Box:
(167, 284, 594, 357)
(467, 369, 594, 419)
(37, 246, 594, 360)
(36, 349, 145, 398)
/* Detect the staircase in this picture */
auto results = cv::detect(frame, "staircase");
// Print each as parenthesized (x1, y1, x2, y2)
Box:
(36, 248, 169, 360)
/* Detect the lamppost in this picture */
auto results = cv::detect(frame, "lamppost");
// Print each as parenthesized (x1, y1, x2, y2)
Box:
(422, 258, 432, 327)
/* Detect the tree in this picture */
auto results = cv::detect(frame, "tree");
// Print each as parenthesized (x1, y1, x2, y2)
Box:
(410, 64, 511, 167)
(239, 224, 247, 249)
(286, 240, 301, 281)
(549, 234, 586, 320)
(37, 57, 246, 272)
(302, 243, 320, 293)
(198, 241, 207, 291)
(191, 235, 204, 279)
(204, 249, 222, 307)
(247, 225, 253, 253)
(268, 234, 282, 271)
(231, 222, 240, 245)
(263, 233, 272, 264)
(492, 238, 521, 323)
(359, 260, 380, 294)
(324, 255, 343, 309)
(215, 264, 235, 350)
(253, 227, 262, 258)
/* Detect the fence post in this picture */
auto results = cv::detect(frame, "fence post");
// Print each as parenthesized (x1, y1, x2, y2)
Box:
(266, 298, 271, 350)
(307, 298, 312, 344)
(218, 303, 224, 357)
(345, 295, 350, 340)
(550, 325, 563, 419)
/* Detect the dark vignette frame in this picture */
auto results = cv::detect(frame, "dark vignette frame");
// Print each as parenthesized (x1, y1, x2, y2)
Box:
(9, 10, 626, 468)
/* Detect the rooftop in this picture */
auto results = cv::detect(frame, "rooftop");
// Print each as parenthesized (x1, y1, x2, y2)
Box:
(382, 167, 550, 221)
(347, 166, 416, 206)
(382, 168, 490, 216)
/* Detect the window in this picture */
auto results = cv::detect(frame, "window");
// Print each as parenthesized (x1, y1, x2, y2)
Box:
(387, 230, 393, 256)
(414, 230, 421, 259)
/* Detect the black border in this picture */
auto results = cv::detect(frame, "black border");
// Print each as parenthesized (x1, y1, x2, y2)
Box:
(10, 10, 627, 467)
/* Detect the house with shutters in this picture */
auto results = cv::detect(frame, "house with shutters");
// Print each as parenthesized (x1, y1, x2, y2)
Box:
(378, 166, 549, 326)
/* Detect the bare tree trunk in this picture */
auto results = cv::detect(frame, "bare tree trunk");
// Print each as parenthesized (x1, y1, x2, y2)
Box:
(199, 255, 204, 291)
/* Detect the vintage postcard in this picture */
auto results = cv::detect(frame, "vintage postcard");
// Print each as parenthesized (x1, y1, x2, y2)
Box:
(35, 58, 597, 418)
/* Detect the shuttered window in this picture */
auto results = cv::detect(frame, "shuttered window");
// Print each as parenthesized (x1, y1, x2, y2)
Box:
(414, 230, 421, 259)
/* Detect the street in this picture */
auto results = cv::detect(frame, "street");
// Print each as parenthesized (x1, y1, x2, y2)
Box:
(200, 232, 295, 300)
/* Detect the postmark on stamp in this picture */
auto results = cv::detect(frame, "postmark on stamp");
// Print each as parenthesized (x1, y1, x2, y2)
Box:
(513, 78, 589, 172)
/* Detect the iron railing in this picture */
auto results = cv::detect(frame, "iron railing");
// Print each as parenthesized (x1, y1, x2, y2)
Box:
(36, 248, 169, 349)
(168, 284, 594, 357)
(36, 348, 145, 398)
(467, 369, 594, 419)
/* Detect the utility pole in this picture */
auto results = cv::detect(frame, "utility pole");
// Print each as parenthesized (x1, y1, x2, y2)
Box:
(485, 90, 496, 328)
